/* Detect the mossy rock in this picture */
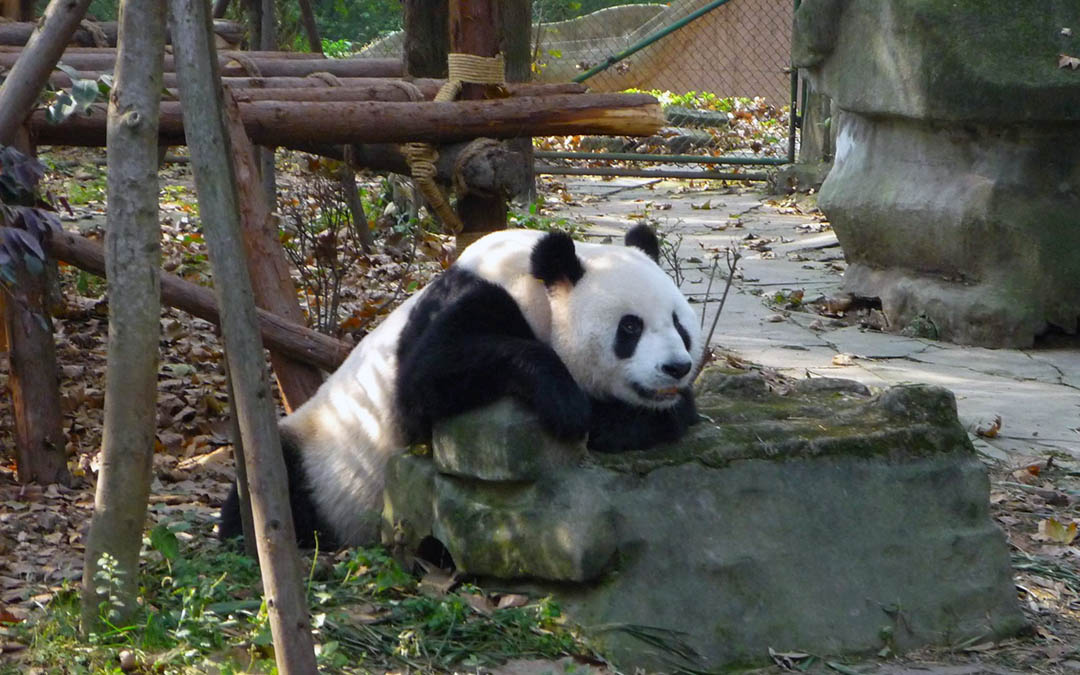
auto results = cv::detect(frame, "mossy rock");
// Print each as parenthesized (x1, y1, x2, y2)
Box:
(381, 369, 1025, 671)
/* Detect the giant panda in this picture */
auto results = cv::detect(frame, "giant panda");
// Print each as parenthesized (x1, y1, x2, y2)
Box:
(219, 225, 703, 549)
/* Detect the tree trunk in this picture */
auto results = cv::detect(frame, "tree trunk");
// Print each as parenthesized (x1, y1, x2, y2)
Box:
(223, 89, 323, 412)
(79, 0, 165, 634)
(168, 0, 318, 670)
(502, 0, 535, 203)
(3, 258, 69, 486)
(449, 0, 507, 247)
(0, 0, 92, 145)
(403, 0, 448, 78)
(30, 94, 665, 147)
(296, 0, 322, 55)
(300, 140, 529, 199)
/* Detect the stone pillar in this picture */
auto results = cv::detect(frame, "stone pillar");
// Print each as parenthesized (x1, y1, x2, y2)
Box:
(793, 0, 1080, 347)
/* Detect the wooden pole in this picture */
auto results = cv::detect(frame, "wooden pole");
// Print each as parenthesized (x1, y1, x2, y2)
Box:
(80, 0, 166, 632)
(0, 0, 90, 487)
(223, 88, 323, 412)
(47, 230, 353, 371)
(403, 0, 448, 78)
(168, 0, 318, 670)
(502, 0, 535, 202)
(0, 0, 92, 145)
(29, 94, 666, 147)
(296, 0, 322, 55)
(450, 0, 507, 247)
(3, 259, 69, 485)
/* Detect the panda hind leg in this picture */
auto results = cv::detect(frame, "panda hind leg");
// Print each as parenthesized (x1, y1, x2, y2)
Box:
(217, 431, 341, 550)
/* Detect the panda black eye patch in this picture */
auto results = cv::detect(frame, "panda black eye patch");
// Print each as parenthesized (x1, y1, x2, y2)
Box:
(673, 312, 691, 351)
(614, 314, 644, 358)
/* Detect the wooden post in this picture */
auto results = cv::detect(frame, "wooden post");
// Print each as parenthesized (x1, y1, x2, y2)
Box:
(168, 0, 317, 670)
(403, 0, 448, 78)
(0, 0, 91, 487)
(222, 90, 323, 412)
(449, 0, 507, 247)
(296, 0, 322, 55)
(502, 0, 535, 203)
(3, 258, 68, 486)
(0, 0, 92, 145)
(79, 0, 166, 632)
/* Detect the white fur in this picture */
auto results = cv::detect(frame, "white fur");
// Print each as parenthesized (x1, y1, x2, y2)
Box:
(282, 229, 702, 545)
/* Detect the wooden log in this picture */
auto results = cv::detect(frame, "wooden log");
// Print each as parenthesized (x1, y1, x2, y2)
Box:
(294, 140, 529, 198)
(48, 230, 352, 371)
(0, 20, 243, 47)
(220, 81, 587, 103)
(29, 93, 664, 147)
(0, 49, 401, 78)
(3, 258, 70, 485)
(450, 0, 508, 244)
(223, 89, 324, 412)
(171, 0, 318, 665)
(0, 0, 93, 145)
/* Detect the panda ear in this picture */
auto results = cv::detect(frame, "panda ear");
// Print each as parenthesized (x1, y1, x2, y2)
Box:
(624, 224, 661, 263)
(530, 231, 585, 287)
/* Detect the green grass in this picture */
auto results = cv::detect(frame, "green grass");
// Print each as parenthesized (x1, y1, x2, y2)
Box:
(3, 523, 597, 674)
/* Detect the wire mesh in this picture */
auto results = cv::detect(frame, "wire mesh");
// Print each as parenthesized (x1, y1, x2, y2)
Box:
(355, 0, 798, 177)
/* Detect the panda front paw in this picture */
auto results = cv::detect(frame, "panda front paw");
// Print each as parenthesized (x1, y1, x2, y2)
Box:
(532, 383, 591, 443)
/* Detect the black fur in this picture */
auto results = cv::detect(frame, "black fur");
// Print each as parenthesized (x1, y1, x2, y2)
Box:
(624, 224, 661, 263)
(587, 390, 698, 453)
(672, 312, 691, 351)
(395, 267, 591, 444)
(219, 429, 341, 549)
(613, 314, 644, 359)
(530, 231, 585, 287)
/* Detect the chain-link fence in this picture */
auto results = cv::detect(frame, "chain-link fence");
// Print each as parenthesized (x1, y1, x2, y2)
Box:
(359, 0, 798, 179)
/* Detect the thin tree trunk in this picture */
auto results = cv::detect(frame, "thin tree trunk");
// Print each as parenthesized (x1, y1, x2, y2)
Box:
(79, 0, 166, 633)
(403, 0, 448, 78)
(0, 0, 88, 486)
(0, 0, 92, 145)
(339, 149, 373, 253)
(168, 0, 318, 670)
(450, 0, 507, 247)
(502, 0, 535, 203)
(3, 258, 69, 486)
(213, 0, 230, 19)
(296, 0, 322, 55)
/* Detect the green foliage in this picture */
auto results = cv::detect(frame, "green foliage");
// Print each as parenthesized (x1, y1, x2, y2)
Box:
(509, 200, 587, 239)
(8, 525, 595, 673)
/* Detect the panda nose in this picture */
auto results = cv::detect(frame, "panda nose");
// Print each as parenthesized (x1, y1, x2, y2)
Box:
(661, 360, 692, 380)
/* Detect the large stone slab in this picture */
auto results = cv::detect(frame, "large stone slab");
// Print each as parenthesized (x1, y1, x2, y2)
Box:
(793, 0, 1080, 347)
(381, 370, 1025, 671)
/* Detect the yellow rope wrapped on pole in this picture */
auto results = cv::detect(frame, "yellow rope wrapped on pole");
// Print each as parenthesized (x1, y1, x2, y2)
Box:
(403, 53, 506, 233)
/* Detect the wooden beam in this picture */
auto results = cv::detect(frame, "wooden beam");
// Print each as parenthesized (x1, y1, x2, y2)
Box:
(29, 93, 664, 147)
(48, 230, 352, 371)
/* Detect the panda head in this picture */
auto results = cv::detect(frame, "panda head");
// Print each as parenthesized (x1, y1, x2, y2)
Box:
(530, 225, 702, 409)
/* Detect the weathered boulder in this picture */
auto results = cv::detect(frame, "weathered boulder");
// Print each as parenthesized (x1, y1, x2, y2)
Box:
(381, 369, 1025, 672)
(793, 0, 1080, 346)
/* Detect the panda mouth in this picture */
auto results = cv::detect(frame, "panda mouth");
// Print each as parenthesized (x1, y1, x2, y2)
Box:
(631, 383, 682, 403)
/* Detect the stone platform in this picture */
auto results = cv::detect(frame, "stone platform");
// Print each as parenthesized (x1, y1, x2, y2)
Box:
(381, 370, 1025, 672)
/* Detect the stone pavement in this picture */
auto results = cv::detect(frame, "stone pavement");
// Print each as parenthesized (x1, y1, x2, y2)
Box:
(545, 176, 1080, 464)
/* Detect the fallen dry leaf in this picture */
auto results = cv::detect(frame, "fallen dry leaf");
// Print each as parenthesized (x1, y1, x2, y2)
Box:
(831, 353, 855, 366)
(1059, 53, 1080, 69)
(1034, 518, 1078, 546)
(976, 415, 1003, 439)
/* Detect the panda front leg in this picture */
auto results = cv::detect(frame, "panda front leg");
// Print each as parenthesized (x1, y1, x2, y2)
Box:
(396, 280, 590, 444)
